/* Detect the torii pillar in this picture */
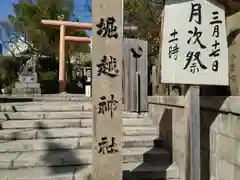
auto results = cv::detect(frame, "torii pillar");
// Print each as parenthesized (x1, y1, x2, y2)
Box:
(41, 20, 92, 93)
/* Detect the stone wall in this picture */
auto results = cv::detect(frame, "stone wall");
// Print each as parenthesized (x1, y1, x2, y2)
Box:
(148, 96, 240, 180)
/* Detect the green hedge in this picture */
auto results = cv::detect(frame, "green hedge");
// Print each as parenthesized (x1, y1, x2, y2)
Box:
(39, 71, 58, 81)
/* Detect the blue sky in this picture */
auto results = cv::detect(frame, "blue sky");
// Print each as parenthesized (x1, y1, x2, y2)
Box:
(0, 0, 92, 35)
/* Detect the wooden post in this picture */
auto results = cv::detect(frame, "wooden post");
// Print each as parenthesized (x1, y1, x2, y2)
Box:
(92, 0, 123, 180)
(151, 65, 157, 95)
(156, 6, 165, 96)
(122, 39, 148, 112)
(185, 86, 200, 180)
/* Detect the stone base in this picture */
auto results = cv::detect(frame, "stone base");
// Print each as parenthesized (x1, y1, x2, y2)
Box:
(12, 82, 41, 94)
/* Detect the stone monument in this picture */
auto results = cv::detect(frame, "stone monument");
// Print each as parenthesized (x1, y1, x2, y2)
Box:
(12, 54, 41, 94)
(92, 0, 123, 180)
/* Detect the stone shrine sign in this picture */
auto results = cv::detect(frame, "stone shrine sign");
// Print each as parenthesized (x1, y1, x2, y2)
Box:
(92, 0, 123, 180)
(161, 0, 228, 85)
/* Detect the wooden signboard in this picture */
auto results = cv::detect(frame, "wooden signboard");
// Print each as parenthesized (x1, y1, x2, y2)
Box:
(123, 38, 148, 112)
(92, 0, 123, 180)
(161, 0, 228, 85)
(161, 1, 228, 180)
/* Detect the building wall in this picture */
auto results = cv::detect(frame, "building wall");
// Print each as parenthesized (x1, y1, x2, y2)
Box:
(148, 96, 240, 180)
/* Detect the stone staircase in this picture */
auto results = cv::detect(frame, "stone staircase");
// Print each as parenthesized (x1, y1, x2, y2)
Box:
(0, 99, 178, 180)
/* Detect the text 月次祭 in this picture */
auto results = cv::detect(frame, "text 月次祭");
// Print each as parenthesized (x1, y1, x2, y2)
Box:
(161, 0, 228, 85)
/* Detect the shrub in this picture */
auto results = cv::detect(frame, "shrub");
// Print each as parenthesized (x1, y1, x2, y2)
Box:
(39, 71, 57, 81)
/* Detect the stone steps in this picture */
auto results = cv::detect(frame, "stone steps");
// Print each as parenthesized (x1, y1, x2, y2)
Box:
(0, 127, 158, 140)
(1, 118, 154, 129)
(0, 147, 170, 169)
(0, 102, 92, 112)
(0, 100, 178, 180)
(0, 94, 91, 103)
(0, 111, 147, 120)
(0, 162, 179, 180)
(0, 136, 162, 152)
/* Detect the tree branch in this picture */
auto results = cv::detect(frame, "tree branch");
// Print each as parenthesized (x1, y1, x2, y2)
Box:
(0, 40, 16, 57)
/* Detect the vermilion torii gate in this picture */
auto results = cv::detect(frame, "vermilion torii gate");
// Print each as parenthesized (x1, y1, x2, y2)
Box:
(41, 20, 92, 93)
(41, 19, 137, 93)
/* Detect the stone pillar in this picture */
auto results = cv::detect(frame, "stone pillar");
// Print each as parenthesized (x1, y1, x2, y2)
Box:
(92, 0, 123, 180)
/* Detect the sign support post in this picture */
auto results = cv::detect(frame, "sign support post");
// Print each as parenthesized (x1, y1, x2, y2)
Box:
(185, 85, 200, 180)
(92, 0, 123, 180)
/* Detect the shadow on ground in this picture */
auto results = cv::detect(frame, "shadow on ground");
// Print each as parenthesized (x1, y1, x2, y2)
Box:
(0, 97, 34, 103)
(35, 121, 85, 175)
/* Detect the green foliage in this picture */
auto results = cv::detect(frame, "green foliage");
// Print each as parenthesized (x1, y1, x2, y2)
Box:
(38, 56, 59, 72)
(8, 0, 90, 57)
(0, 55, 27, 87)
(124, 0, 164, 65)
(83, 0, 162, 65)
(39, 71, 58, 81)
(68, 30, 91, 56)
(72, 52, 92, 67)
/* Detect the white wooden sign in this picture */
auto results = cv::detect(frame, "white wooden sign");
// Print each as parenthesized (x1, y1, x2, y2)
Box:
(161, 0, 228, 85)
(85, 85, 91, 97)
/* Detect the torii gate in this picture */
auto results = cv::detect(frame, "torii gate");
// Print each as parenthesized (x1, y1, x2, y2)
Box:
(41, 20, 137, 93)
(41, 20, 92, 93)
